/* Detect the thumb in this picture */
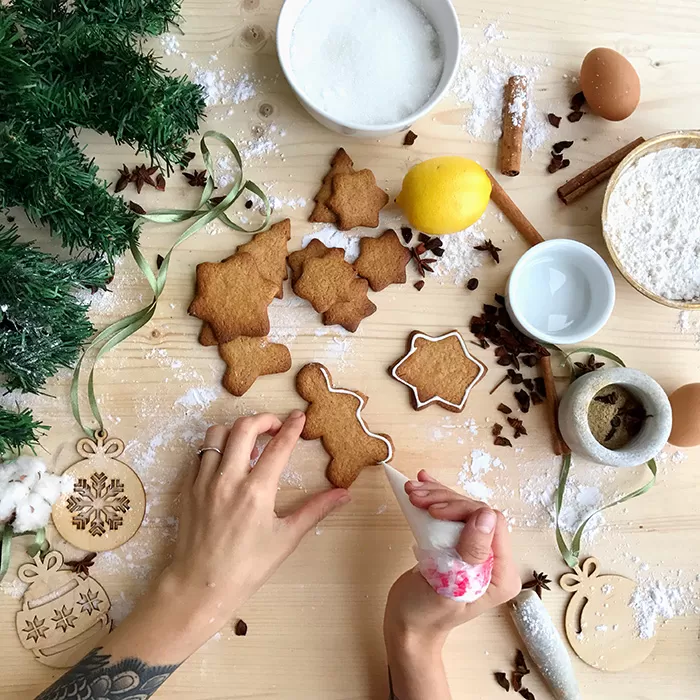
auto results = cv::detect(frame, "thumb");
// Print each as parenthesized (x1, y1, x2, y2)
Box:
(284, 489, 350, 544)
(456, 507, 497, 565)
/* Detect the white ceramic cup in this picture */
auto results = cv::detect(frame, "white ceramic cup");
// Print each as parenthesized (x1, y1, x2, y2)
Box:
(276, 0, 461, 138)
(506, 239, 615, 345)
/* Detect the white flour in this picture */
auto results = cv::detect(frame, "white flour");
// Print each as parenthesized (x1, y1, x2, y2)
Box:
(457, 449, 505, 502)
(289, 0, 443, 125)
(302, 227, 360, 262)
(450, 36, 551, 153)
(433, 220, 486, 284)
(605, 147, 700, 301)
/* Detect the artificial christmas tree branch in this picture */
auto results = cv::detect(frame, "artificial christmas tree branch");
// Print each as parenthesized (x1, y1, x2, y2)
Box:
(0, 407, 47, 458)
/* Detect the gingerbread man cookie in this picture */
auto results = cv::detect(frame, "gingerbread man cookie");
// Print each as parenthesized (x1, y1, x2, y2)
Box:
(390, 331, 487, 413)
(296, 363, 394, 488)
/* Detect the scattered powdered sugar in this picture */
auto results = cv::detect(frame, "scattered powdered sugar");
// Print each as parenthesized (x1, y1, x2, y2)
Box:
(302, 226, 360, 262)
(160, 33, 187, 59)
(267, 293, 318, 345)
(240, 124, 286, 162)
(175, 387, 220, 411)
(677, 309, 700, 347)
(483, 21, 506, 44)
(0, 577, 28, 599)
(630, 570, 700, 639)
(429, 416, 479, 443)
(193, 65, 258, 109)
(313, 335, 355, 371)
(457, 449, 505, 503)
(450, 35, 551, 153)
(433, 221, 486, 284)
(605, 147, 700, 301)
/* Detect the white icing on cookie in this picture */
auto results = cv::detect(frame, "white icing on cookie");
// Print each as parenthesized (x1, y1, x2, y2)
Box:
(391, 331, 486, 411)
(318, 365, 394, 463)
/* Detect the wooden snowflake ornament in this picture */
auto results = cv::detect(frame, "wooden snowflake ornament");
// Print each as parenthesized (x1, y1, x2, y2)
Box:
(16, 549, 112, 668)
(52, 430, 145, 552)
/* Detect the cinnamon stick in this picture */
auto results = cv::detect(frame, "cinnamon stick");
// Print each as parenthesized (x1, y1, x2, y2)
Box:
(486, 170, 545, 247)
(500, 76, 528, 177)
(540, 355, 570, 456)
(557, 137, 645, 205)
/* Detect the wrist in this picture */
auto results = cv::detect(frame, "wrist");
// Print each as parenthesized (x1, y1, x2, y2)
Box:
(385, 621, 446, 662)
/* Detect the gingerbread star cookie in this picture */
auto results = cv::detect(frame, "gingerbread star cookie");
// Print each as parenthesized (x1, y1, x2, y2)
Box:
(293, 251, 357, 313)
(354, 230, 411, 292)
(218, 337, 292, 396)
(296, 363, 394, 488)
(287, 238, 344, 284)
(188, 252, 278, 343)
(322, 278, 377, 332)
(327, 169, 389, 231)
(238, 218, 291, 299)
(310, 148, 355, 224)
(390, 330, 487, 413)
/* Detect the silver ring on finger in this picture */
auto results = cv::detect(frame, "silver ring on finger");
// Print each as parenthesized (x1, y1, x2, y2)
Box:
(197, 446, 223, 457)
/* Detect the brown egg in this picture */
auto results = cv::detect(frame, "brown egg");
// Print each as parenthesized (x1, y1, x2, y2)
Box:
(580, 48, 640, 121)
(668, 383, 700, 447)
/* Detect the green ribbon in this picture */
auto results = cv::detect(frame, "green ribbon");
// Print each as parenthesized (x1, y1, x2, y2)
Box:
(71, 131, 270, 436)
(0, 526, 48, 582)
(554, 453, 657, 568)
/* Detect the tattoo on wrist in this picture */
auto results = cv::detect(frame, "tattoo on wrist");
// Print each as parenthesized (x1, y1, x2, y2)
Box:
(36, 648, 180, 700)
(388, 666, 400, 699)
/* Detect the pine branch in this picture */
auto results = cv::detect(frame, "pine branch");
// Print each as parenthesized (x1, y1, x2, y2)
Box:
(72, 0, 184, 36)
(0, 406, 47, 456)
(0, 121, 140, 261)
(0, 226, 109, 393)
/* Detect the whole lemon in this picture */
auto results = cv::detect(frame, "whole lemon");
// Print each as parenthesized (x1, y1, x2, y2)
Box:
(396, 157, 491, 235)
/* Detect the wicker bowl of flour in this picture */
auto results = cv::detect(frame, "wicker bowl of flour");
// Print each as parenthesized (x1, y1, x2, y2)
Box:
(602, 130, 700, 309)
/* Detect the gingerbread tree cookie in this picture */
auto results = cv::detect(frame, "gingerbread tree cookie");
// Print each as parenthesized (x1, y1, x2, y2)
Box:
(390, 331, 487, 413)
(296, 363, 394, 488)
(218, 337, 291, 396)
(354, 229, 411, 291)
(188, 252, 278, 343)
(238, 218, 291, 299)
(310, 148, 355, 224)
(328, 169, 389, 231)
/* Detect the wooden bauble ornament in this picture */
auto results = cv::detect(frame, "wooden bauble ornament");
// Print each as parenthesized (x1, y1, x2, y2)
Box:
(15, 550, 112, 668)
(52, 430, 145, 552)
(560, 557, 655, 671)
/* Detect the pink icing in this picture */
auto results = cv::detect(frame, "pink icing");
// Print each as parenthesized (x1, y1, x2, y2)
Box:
(420, 551, 495, 603)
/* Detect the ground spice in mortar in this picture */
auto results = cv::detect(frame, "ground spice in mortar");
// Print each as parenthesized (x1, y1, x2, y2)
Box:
(588, 385, 648, 449)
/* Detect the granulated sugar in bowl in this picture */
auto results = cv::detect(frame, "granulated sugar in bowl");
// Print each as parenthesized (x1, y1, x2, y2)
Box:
(276, 0, 460, 137)
(602, 131, 700, 309)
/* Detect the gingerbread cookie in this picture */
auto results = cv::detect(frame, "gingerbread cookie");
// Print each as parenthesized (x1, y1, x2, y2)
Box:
(310, 148, 355, 224)
(218, 337, 291, 396)
(327, 169, 389, 231)
(296, 363, 394, 488)
(287, 239, 344, 284)
(293, 251, 357, 313)
(322, 278, 376, 332)
(390, 331, 487, 413)
(354, 230, 411, 292)
(198, 323, 218, 346)
(238, 219, 291, 299)
(188, 252, 278, 343)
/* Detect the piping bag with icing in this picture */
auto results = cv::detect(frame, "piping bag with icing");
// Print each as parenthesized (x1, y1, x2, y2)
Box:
(384, 464, 493, 603)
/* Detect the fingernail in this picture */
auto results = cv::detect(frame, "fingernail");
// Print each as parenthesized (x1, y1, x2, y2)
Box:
(430, 502, 448, 510)
(407, 480, 421, 489)
(289, 409, 305, 420)
(337, 494, 351, 506)
(411, 489, 429, 497)
(475, 509, 497, 534)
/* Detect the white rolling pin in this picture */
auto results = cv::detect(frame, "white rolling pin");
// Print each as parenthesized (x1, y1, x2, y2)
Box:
(509, 590, 582, 700)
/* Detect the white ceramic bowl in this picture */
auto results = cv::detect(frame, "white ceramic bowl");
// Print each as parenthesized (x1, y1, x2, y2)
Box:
(276, 0, 461, 138)
(506, 239, 615, 345)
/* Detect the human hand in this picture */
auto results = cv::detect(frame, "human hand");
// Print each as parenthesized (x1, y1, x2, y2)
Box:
(159, 411, 350, 640)
(385, 469, 521, 648)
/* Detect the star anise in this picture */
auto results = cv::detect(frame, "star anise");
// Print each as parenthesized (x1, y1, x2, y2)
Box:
(411, 245, 437, 278)
(474, 239, 502, 264)
(522, 570, 552, 599)
(507, 417, 528, 438)
(574, 353, 605, 377)
(115, 164, 131, 193)
(131, 164, 159, 194)
(65, 552, 96, 577)
(155, 173, 166, 192)
(183, 169, 208, 187)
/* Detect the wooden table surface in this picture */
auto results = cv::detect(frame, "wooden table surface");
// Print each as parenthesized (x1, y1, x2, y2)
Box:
(2, 0, 700, 697)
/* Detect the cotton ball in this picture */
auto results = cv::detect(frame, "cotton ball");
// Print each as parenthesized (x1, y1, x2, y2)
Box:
(33, 471, 74, 503)
(13, 493, 52, 533)
(0, 481, 31, 521)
